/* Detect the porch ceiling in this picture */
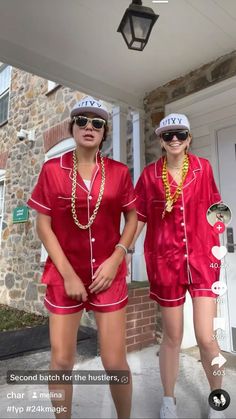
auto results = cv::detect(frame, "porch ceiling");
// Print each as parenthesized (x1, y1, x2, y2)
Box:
(0, 0, 236, 108)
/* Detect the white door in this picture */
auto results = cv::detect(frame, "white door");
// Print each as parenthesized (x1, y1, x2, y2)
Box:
(217, 125, 236, 353)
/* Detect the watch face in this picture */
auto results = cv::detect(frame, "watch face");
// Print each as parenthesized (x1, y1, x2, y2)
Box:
(208, 389, 230, 411)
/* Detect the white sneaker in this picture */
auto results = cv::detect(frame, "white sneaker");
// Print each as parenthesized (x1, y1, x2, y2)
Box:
(160, 397, 178, 419)
(208, 407, 226, 419)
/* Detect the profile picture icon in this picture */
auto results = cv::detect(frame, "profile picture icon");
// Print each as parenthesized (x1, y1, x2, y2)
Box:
(213, 395, 221, 407)
(220, 394, 226, 406)
(206, 203, 232, 227)
(208, 389, 230, 411)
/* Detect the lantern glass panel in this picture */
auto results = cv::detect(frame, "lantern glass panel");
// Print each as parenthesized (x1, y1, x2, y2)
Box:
(123, 17, 133, 44)
(131, 40, 144, 50)
(132, 16, 152, 40)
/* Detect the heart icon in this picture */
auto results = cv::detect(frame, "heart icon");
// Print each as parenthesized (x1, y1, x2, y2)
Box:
(211, 246, 227, 260)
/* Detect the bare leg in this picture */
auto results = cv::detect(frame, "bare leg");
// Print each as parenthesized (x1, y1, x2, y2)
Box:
(95, 308, 132, 419)
(49, 311, 83, 419)
(159, 305, 184, 397)
(193, 297, 223, 390)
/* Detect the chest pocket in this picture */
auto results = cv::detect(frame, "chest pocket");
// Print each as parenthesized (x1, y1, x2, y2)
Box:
(56, 196, 73, 210)
(151, 200, 165, 218)
(56, 195, 88, 209)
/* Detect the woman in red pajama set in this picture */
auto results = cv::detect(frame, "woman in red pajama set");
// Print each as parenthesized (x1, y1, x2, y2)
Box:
(133, 114, 225, 419)
(28, 96, 137, 419)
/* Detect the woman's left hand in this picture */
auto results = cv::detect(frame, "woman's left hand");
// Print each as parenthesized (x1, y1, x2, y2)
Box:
(89, 256, 120, 294)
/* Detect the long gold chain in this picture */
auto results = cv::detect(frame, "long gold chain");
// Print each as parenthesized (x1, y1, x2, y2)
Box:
(71, 150, 105, 229)
(162, 154, 189, 219)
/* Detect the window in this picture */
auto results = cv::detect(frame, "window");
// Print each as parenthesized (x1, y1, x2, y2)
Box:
(0, 65, 11, 125)
(0, 171, 5, 243)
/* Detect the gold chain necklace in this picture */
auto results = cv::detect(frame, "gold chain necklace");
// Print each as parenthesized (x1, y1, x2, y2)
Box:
(71, 150, 105, 229)
(162, 154, 189, 219)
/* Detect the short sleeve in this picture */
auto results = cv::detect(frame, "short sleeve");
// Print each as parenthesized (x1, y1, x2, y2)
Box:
(134, 172, 147, 222)
(120, 167, 136, 212)
(207, 161, 221, 205)
(27, 162, 55, 216)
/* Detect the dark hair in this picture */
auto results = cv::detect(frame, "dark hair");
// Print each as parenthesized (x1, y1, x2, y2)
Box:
(68, 117, 109, 150)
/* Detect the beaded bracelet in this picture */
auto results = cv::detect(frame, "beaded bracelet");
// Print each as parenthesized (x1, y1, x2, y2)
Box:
(115, 243, 128, 254)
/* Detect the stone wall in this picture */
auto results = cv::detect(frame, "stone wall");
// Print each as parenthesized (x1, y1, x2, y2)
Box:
(144, 49, 236, 164)
(0, 67, 123, 314)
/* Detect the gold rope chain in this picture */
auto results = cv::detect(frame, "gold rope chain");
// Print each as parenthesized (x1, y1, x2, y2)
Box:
(71, 150, 105, 229)
(162, 154, 189, 218)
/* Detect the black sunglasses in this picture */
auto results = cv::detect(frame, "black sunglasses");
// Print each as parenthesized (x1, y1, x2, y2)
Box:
(74, 116, 106, 130)
(161, 130, 189, 142)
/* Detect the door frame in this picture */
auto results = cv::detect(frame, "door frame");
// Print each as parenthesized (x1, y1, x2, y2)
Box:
(165, 75, 236, 183)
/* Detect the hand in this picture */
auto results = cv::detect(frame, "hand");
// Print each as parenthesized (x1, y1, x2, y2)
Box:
(64, 275, 88, 302)
(89, 256, 120, 294)
(125, 254, 132, 275)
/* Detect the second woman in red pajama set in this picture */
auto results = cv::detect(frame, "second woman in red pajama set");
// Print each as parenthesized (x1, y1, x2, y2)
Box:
(133, 114, 225, 419)
(28, 96, 137, 419)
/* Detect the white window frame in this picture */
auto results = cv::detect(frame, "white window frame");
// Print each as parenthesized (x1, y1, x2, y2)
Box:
(0, 64, 11, 125)
(0, 169, 6, 244)
(41, 137, 76, 262)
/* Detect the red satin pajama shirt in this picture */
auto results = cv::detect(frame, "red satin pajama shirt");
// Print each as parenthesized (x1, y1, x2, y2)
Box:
(28, 151, 136, 314)
(135, 154, 221, 307)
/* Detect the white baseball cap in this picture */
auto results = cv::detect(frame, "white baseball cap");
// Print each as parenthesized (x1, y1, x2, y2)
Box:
(70, 95, 109, 120)
(155, 113, 190, 136)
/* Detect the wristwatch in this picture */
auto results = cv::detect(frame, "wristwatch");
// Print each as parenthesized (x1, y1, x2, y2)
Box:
(127, 248, 135, 254)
